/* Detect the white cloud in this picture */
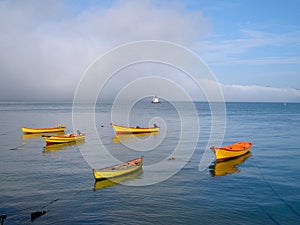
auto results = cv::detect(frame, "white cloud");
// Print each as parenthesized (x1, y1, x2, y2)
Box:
(176, 79, 300, 103)
(0, 0, 209, 100)
(197, 29, 300, 65)
(215, 57, 300, 65)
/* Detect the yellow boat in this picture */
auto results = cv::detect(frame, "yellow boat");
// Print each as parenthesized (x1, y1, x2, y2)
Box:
(42, 133, 85, 145)
(93, 157, 143, 180)
(93, 168, 143, 190)
(111, 123, 159, 135)
(21, 124, 66, 134)
(209, 152, 252, 176)
(211, 142, 252, 161)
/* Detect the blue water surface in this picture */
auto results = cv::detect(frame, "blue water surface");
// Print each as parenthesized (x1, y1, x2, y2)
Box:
(0, 101, 299, 224)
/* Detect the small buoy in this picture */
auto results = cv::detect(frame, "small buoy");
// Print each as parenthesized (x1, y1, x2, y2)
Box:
(0, 215, 7, 225)
(31, 211, 46, 221)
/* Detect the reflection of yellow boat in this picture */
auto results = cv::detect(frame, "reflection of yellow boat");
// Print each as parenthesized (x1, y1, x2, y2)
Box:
(42, 133, 85, 145)
(21, 124, 66, 134)
(113, 132, 159, 143)
(211, 142, 252, 161)
(93, 157, 143, 180)
(93, 168, 143, 190)
(22, 132, 64, 139)
(43, 140, 85, 152)
(209, 152, 252, 176)
(111, 123, 159, 135)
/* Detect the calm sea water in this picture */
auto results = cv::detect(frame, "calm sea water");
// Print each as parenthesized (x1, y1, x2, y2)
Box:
(0, 101, 299, 225)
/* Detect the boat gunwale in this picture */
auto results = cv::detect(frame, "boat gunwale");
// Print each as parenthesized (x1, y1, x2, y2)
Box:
(22, 127, 66, 130)
(97, 162, 142, 172)
(214, 147, 252, 152)
(212, 142, 252, 152)
(94, 157, 143, 172)
(110, 123, 159, 130)
(94, 157, 144, 171)
(43, 134, 85, 139)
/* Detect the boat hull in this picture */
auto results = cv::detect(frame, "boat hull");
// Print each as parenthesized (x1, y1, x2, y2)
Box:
(211, 142, 252, 161)
(93, 168, 143, 190)
(22, 132, 65, 139)
(43, 134, 85, 145)
(93, 157, 143, 180)
(111, 123, 159, 135)
(21, 124, 66, 134)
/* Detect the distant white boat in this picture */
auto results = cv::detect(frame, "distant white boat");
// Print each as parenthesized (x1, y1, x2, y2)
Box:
(151, 95, 160, 104)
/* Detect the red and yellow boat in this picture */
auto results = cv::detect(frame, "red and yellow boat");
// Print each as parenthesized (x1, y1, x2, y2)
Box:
(211, 142, 252, 161)
(21, 124, 66, 134)
(111, 123, 159, 135)
(42, 133, 85, 145)
(93, 157, 143, 180)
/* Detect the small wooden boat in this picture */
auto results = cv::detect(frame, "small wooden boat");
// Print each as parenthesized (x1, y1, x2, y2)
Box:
(93, 168, 143, 190)
(42, 132, 85, 145)
(111, 123, 159, 135)
(93, 157, 143, 180)
(209, 152, 252, 177)
(211, 142, 252, 161)
(21, 124, 66, 134)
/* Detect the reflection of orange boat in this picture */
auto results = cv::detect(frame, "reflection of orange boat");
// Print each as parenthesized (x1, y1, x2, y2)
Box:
(93, 168, 143, 191)
(113, 132, 159, 143)
(211, 142, 252, 161)
(111, 123, 159, 135)
(209, 152, 252, 177)
(21, 124, 66, 134)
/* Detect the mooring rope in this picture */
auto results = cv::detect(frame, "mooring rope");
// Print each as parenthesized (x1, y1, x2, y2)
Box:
(253, 156, 300, 218)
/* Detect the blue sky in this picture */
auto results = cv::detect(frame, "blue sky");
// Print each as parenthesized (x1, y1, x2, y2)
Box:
(195, 0, 300, 88)
(0, 0, 299, 102)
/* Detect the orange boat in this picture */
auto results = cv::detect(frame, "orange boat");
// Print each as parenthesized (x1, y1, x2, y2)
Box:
(211, 142, 252, 161)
